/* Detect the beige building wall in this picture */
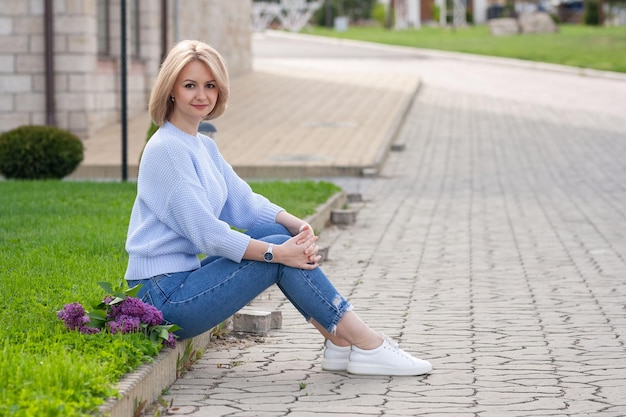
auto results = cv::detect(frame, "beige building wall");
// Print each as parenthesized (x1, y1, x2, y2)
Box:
(0, 0, 252, 139)
(175, 0, 252, 78)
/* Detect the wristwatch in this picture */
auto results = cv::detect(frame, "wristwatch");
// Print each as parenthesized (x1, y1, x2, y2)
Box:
(263, 243, 274, 263)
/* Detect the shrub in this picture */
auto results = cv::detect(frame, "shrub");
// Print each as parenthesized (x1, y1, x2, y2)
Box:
(146, 121, 158, 142)
(314, 2, 337, 27)
(313, 0, 378, 27)
(371, 2, 387, 27)
(0, 125, 84, 179)
(584, 0, 601, 25)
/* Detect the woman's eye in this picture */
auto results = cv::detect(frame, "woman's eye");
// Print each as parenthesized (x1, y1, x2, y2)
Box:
(206, 83, 216, 89)
(184, 83, 195, 89)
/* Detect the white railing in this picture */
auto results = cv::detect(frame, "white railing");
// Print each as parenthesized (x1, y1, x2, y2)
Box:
(252, 0, 323, 32)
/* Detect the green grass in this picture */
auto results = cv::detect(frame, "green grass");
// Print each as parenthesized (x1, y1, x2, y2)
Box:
(302, 24, 626, 73)
(0, 179, 340, 416)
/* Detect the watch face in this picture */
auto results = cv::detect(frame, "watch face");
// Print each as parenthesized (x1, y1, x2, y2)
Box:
(263, 251, 273, 262)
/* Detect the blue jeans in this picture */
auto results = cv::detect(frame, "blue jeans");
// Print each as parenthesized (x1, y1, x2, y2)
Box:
(127, 223, 352, 340)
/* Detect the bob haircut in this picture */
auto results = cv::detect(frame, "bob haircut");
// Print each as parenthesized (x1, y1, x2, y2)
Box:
(149, 40, 230, 126)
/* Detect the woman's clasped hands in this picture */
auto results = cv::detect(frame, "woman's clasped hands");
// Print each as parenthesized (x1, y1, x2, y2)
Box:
(276, 224, 321, 270)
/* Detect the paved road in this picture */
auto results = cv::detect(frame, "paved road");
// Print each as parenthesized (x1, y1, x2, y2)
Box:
(152, 33, 626, 416)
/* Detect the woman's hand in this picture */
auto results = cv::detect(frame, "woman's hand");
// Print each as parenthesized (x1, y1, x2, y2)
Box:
(296, 223, 315, 242)
(275, 225, 321, 269)
(275, 211, 314, 237)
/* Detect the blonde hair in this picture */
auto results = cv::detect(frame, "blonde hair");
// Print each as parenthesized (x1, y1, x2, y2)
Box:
(149, 40, 230, 126)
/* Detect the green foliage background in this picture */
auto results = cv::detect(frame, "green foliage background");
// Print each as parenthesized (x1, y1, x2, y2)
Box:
(303, 24, 626, 73)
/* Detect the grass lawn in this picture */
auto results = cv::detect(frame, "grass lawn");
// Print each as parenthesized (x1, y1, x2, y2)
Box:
(0, 179, 340, 417)
(301, 24, 626, 73)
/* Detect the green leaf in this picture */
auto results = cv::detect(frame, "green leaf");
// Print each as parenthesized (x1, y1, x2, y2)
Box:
(107, 296, 125, 306)
(97, 282, 115, 295)
(87, 310, 107, 329)
(163, 324, 182, 333)
(92, 301, 108, 310)
(158, 328, 170, 340)
(125, 283, 143, 298)
(88, 309, 107, 320)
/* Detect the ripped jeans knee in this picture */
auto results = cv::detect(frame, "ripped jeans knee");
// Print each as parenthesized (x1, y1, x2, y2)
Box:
(276, 265, 352, 335)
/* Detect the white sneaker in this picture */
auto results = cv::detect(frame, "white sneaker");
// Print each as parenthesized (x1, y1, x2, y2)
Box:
(347, 337, 432, 376)
(321, 339, 351, 371)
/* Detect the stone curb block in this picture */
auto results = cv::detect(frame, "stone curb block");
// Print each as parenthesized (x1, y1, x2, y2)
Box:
(232, 308, 283, 334)
(331, 208, 358, 225)
(233, 309, 271, 334)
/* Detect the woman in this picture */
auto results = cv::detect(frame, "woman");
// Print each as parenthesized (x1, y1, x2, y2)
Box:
(125, 40, 431, 376)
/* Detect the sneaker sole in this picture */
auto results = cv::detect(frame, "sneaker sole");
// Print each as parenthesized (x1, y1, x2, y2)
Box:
(321, 358, 349, 371)
(346, 362, 432, 376)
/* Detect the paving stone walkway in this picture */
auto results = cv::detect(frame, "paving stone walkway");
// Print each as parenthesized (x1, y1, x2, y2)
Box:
(144, 32, 626, 416)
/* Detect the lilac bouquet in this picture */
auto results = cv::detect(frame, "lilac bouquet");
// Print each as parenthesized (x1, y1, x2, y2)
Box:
(57, 281, 180, 348)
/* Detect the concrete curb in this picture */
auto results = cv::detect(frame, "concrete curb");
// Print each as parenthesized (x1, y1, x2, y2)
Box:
(368, 80, 422, 176)
(371, 79, 422, 175)
(304, 189, 347, 233)
(99, 332, 213, 417)
(99, 190, 346, 417)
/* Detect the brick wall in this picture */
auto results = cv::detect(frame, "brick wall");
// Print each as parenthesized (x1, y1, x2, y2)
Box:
(0, 1, 42, 133)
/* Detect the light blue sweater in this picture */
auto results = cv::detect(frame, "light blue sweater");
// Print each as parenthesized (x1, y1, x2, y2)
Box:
(125, 122, 283, 280)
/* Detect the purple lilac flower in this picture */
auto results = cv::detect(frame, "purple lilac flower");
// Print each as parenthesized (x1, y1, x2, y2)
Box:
(108, 314, 141, 334)
(79, 325, 101, 335)
(110, 297, 163, 326)
(59, 294, 170, 340)
(163, 333, 177, 349)
(139, 303, 163, 326)
(110, 297, 143, 318)
(57, 302, 90, 331)
(57, 302, 100, 334)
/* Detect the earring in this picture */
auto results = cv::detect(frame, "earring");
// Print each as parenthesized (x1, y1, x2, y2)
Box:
(170, 96, 175, 102)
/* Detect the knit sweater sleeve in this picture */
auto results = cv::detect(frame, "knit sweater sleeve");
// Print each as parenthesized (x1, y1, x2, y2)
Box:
(210, 140, 284, 230)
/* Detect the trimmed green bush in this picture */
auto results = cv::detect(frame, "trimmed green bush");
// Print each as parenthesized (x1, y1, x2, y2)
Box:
(0, 125, 84, 179)
(584, 0, 601, 25)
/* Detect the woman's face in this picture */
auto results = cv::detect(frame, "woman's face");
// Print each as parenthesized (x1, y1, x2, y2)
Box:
(170, 60, 219, 128)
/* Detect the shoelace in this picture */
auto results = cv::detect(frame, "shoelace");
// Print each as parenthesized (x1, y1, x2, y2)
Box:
(380, 333, 401, 349)
(383, 336, 415, 361)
